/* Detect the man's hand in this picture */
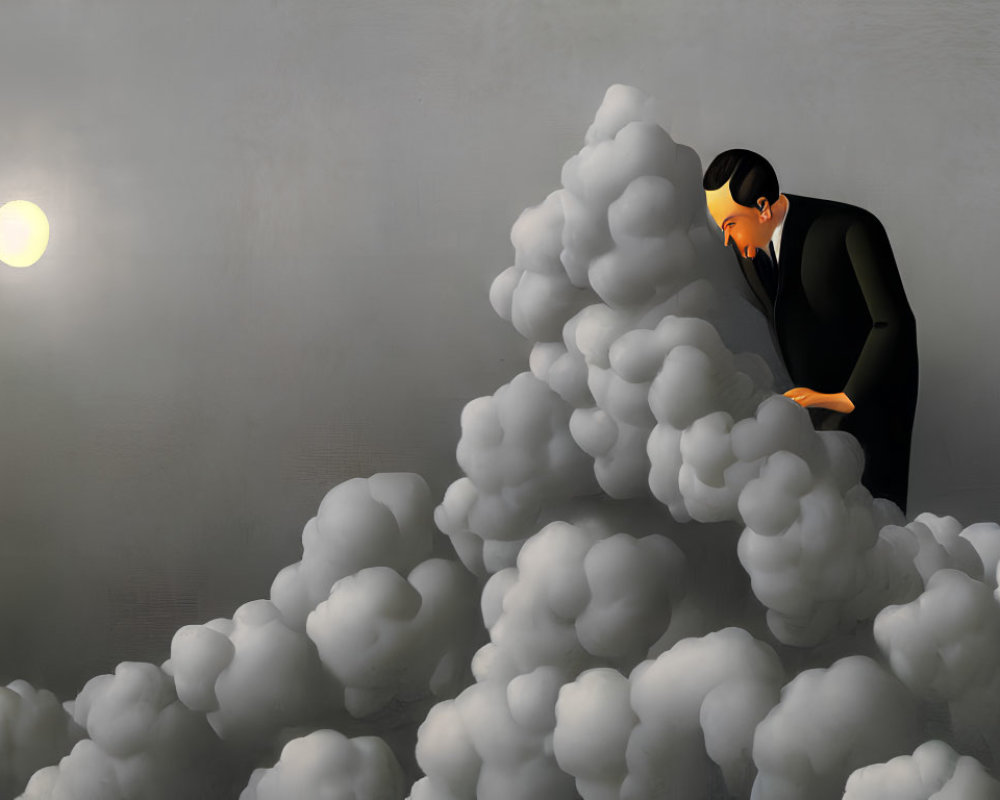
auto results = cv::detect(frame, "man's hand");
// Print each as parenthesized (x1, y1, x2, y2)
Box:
(783, 387, 855, 413)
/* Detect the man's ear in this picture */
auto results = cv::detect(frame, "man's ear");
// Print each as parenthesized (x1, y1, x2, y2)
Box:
(756, 197, 771, 220)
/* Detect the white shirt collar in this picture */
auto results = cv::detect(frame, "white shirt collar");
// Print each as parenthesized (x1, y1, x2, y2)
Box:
(770, 197, 788, 262)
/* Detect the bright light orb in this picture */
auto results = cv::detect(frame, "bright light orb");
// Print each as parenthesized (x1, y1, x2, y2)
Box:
(0, 200, 50, 268)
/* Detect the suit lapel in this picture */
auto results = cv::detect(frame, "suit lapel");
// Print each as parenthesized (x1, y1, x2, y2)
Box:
(777, 194, 808, 294)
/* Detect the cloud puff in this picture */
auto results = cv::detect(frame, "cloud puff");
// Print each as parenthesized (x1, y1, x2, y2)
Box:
(490, 189, 596, 344)
(307, 559, 480, 717)
(409, 667, 576, 800)
(644, 315, 773, 520)
(567, 288, 758, 499)
(474, 519, 685, 683)
(435, 372, 599, 576)
(625, 627, 782, 798)
(561, 92, 705, 305)
(270, 473, 438, 630)
(874, 568, 1000, 703)
(842, 740, 1000, 800)
(19, 663, 231, 800)
(550, 668, 633, 800)
(552, 627, 783, 800)
(905, 514, 984, 584)
(873, 566, 1000, 759)
(170, 599, 340, 747)
(0, 681, 84, 799)
(959, 521, 1000, 589)
(170, 473, 463, 749)
(240, 730, 406, 800)
(750, 656, 919, 800)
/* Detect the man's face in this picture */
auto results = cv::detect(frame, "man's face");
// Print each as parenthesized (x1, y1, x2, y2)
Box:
(705, 181, 770, 259)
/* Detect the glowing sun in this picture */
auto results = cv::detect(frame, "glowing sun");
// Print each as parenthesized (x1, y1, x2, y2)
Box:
(0, 200, 50, 268)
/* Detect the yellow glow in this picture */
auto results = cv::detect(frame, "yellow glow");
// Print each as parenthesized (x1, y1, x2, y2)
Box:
(0, 200, 50, 268)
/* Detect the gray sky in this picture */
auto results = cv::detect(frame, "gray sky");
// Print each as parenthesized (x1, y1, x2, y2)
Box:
(0, 0, 997, 697)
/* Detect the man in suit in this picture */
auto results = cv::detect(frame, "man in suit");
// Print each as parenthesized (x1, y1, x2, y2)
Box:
(702, 149, 918, 512)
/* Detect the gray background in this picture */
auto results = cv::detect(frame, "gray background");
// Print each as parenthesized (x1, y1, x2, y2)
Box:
(0, 0, 996, 697)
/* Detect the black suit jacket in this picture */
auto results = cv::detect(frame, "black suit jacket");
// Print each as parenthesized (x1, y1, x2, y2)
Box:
(735, 194, 918, 511)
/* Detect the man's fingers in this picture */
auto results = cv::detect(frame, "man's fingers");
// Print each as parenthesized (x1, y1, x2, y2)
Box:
(783, 389, 810, 406)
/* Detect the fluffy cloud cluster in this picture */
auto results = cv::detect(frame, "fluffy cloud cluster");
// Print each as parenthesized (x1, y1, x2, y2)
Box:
(166, 473, 480, 750)
(959, 521, 1000, 589)
(644, 316, 773, 520)
(19, 662, 231, 800)
(874, 565, 1000, 761)
(0, 682, 83, 799)
(307, 558, 479, 716)
(471, 83, 1000, 797)
(751, 656, 919, 800)
(409, 509, 690, 800)
(875, 568, 1000, 703)
(474, 519, 685, 683)
(11, 474, 480, 799)
(490, 85, 750, 504)
(554, 627, 784, 800)
(491, 86, 991, 654)
(240, 730, 406, 800)
(409, 667, 575, 800)
(169, 598, 340, 746)
(435, 372, 599, 576)
(843, 740, 1000, 800)
(271, 473, 438, 629)
(8, 84, 1000, 799)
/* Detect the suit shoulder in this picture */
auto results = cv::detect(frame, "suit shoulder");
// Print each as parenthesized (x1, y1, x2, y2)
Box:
(792, 195, 886, 235)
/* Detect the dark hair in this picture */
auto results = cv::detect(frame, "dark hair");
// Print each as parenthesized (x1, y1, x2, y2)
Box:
(702, 149, 780, 208)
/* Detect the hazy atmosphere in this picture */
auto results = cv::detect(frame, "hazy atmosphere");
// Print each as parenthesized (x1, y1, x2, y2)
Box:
(0, 2, 999, 797)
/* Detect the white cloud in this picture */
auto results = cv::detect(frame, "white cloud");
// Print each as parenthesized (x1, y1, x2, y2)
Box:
(271, 473, 438, 630)
(843, 740, 1000, 800)
(0, 681, 83, 799)
(306, 559, 480, 716)
(410, 668, 576, 800)
(750, 656, 919, 800)
(14, 83, 1000, 799)
(474, 519, 685, 683)
(240, 730, 406, 800)
(19, 663, 232, 800)
(551, 627, 783, 800)
(875, 568, 1000, 703)
(170, 598, 341, 746)
(435, 372, 599, 575)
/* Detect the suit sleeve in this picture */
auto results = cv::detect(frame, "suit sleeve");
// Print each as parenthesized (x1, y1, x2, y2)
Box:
(842, 212, 917, 406)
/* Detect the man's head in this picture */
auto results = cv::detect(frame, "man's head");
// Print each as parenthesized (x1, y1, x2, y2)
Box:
(703, 149, 783, 259)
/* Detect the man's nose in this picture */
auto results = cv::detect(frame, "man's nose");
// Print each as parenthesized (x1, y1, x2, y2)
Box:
(723, 229, 731, 246)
